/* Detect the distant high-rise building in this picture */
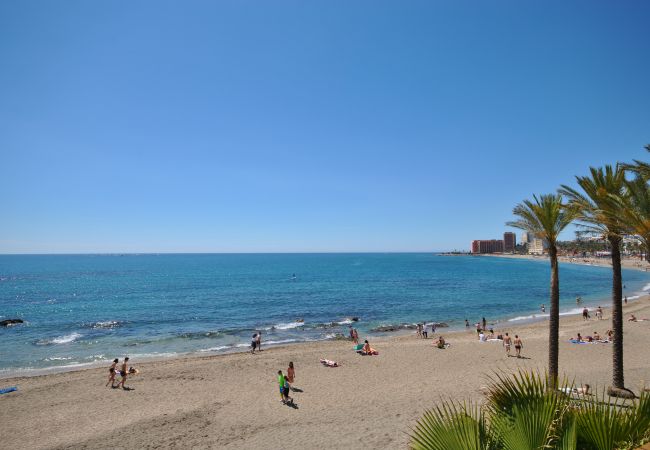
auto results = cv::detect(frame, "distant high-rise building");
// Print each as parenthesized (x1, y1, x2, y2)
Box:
(521, 232, 531, 244)
(528, 238, 548, 255)
(471, 239, 504, 254)
(503, 232, 516, 253)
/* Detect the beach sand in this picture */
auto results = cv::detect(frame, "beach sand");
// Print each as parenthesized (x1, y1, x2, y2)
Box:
(1, 297, 650, 449)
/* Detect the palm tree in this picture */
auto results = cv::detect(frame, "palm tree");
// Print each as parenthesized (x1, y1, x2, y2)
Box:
(559, 165, 633, 398)
(621, 175, 650, 262)
(507, 194, 576, 388)
(409, 370, 650, 450)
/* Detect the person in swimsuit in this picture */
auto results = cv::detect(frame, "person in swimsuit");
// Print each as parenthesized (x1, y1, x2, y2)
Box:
(596, 306, 603, 320)
(352, 328, 358, 344)
(286, 362, 295, 391)
(256, 332, 262, 351)
(513, 335, 523, 358)
(482, 317, 487, 330)
(106, 358, 119, 387)
(465, 319, 470, 328)
(116, 357, 129, 389)
(436, 336, 446, 349)
(582, 307, 589, 320)
(541, 304, 545, 313)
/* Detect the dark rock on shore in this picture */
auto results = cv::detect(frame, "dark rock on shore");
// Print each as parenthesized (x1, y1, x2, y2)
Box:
(0, 319, 24, 327)
(371, 323, 417, 332)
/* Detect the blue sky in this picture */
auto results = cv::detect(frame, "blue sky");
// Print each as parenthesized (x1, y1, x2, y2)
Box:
(1, 1, 649, 253)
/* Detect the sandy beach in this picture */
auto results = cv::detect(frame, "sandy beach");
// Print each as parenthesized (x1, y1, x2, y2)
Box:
(1, 292, 650, 449)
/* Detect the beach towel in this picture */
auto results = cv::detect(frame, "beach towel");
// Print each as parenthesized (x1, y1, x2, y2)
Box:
(354, 344, 364, 351)
(0, 387, 17, 395)
(569, 340, 590, 344)
(320, 359, 339, 367)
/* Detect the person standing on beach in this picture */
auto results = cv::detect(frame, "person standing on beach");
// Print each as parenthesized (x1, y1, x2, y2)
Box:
(465, 319, 470, 328)
(277, 370, 286, 403)
(482, 317, 487, 331)
(116, 357, 129, 389)
(256, 331, 262, 351)
(503, 333, 512, 356)
(582, 307, 589, 321)
(251, 333, 258, 354)
(352, 327, 358, 344)
(106, 358, 119, 387)
(349, 326, 355, 341)
(624, 296, 628, 305)
(540, 304, 546, 313)
(596, 306, 603, 320)
(416, 323, 422, 338)
(286, 362, 295, 391)
(513, 335, 523, 358)
(422, 323, 428, 339)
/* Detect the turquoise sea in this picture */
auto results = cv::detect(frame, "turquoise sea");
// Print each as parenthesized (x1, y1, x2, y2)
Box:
(1, 253, 648, 376)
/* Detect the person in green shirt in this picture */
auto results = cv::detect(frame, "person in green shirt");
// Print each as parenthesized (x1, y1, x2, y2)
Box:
(277, 370, 286, 403)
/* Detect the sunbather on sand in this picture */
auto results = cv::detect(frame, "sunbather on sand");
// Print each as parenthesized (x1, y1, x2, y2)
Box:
(593, 331, 601, 340)
(436, 336, 446, 349)
(361, 340, 378, 355)
(629, 314, 637, 322)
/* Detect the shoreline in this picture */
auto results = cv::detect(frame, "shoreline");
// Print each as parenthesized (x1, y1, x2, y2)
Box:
(2, 255, 648, 380)
(2, 293, 650, 449)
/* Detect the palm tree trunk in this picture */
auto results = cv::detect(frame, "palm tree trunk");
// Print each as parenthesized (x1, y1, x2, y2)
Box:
(609, 235, 625, 390)
(548, 244, 560, 388)
(645, 240, 650, 263)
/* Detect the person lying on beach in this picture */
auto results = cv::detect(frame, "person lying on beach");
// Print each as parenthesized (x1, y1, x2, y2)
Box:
(593, 331, 601, 340)
(561, 384, 591, 396)
(320, 359, 339, 367)
(628, 314, 637, 322)
(361, 340, 378, 355)
(116, 357, 130, 390)
(106, 358, 119, 388)
(436, 336, 446, 349)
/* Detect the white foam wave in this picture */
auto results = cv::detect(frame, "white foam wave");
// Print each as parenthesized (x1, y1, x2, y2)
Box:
(127, 352, 178, 359)
(335, 319, 354, 325)
(44, 356, 73, 361)
(37, 332, 82, 345)
(199, 346, 229, 353)
(559, 307, 586, 316)
(92, 321, 121, 329)
(643, 283, 650, 291)
(266, 321, 305, 330)
(264, 339, 298, 345)
(627, 295, 640, 300)
(235, 343, 251, 348)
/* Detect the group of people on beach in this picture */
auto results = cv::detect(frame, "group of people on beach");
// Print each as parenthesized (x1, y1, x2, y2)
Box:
(106, 357, 137, 390)
(277, 361, 296, 404)
(572, 330, 613, 343)
(250, 332, 263, 354)
(416, 322, 436, 338)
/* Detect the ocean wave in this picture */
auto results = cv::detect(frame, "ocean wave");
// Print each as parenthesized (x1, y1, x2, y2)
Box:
(643, 283, 650, 291)
(177, 330, 222, 339)
(44, 356, 73, 361)
(36, 332, 82, 345)
(264, 339, 298, 345)
(88, 320, 123, 329)
(627, 295, 640, 300)
(198, 346, 230, 353)
(265, 321, 305, 331)
(127, 352, 178, 359)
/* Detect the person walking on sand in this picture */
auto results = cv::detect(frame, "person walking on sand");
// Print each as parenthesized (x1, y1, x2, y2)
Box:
(286, 362, 295, 391)
(503, 333, 512, 356)
(277, 370, 286, 403)
(513, 335, 523, 358)
(596, 306, 603, 320)
(416, 323, 422, 338)
(116, 357, 130, 389)
(256, 331, 262, 351)
(582, 307, 589, 321)
(106, 358, 119, 387)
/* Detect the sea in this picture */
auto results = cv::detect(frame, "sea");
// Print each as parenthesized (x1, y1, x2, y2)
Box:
(1, 253, 648, 376)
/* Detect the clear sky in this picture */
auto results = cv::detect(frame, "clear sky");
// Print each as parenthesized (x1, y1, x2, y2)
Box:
(1, 1, 649, 254)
